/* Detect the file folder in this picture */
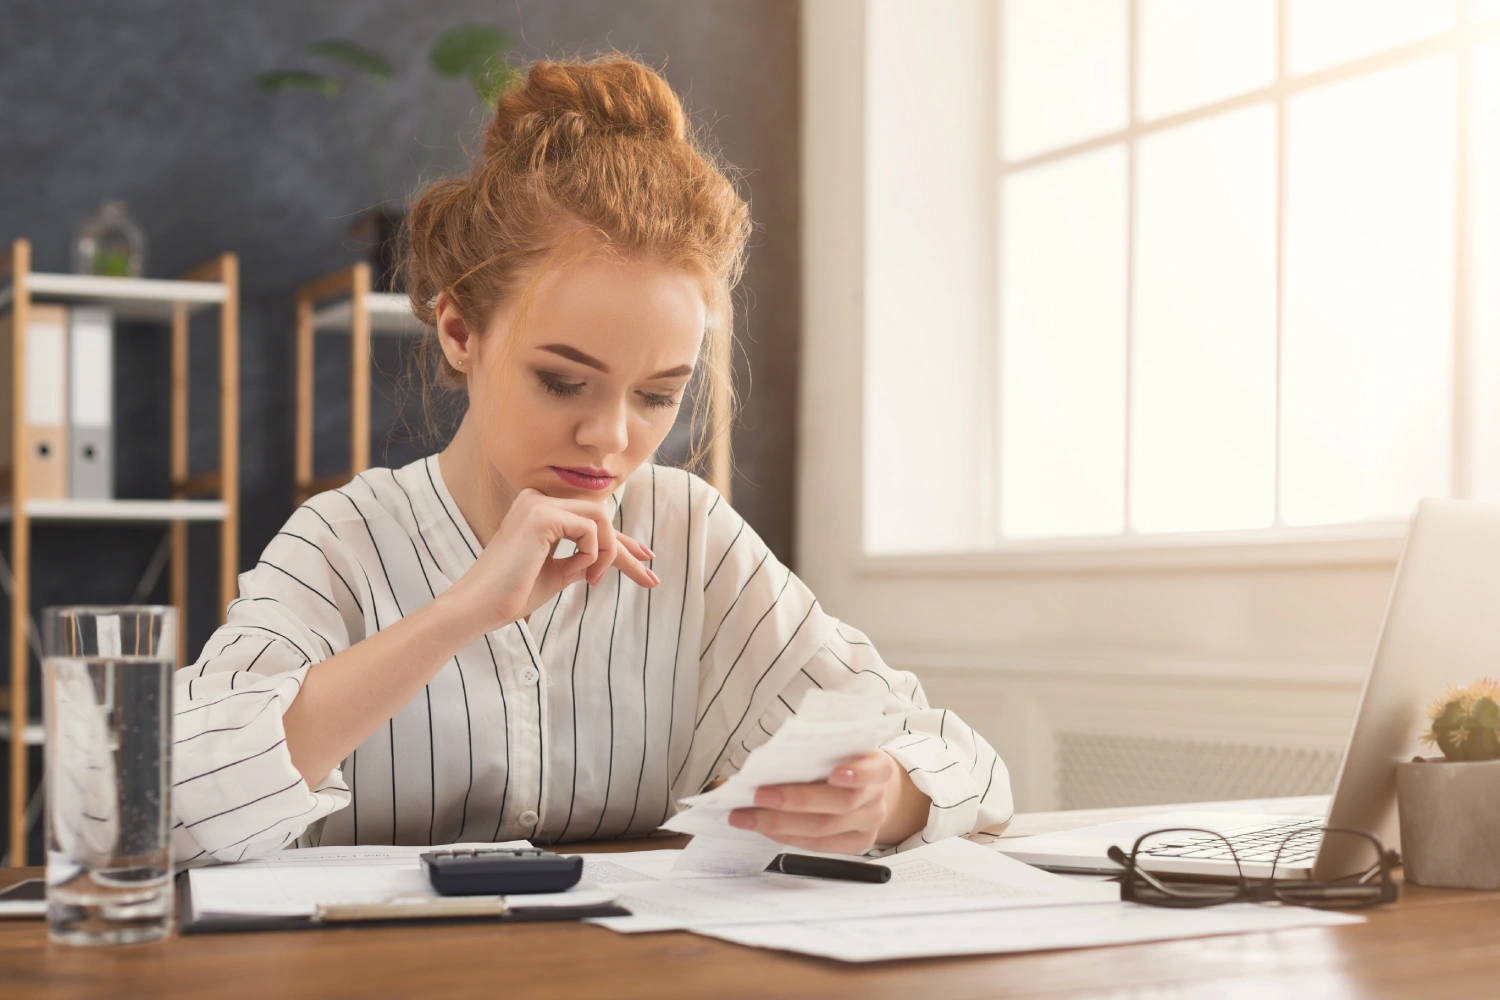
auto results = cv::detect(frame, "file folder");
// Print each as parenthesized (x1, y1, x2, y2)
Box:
(67, 307, 113, 499)
(0, 303, 70, 499)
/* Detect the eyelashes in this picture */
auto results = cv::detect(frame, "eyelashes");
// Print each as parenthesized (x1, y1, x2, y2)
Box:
(639, 390, 679, 410)
(536, 372, 679, 410)
(538, 372, 585, 398)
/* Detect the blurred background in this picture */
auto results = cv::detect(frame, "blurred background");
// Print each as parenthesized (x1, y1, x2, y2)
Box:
(4, 1, 1498, 860)
(0, 0, 800, 654)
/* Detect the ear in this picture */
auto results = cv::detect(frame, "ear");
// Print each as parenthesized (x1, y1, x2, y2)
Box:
(434, 297, 474, 372)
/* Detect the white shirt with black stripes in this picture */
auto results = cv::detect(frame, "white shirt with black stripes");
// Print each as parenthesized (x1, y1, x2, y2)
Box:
(170, 455, 1013, 864)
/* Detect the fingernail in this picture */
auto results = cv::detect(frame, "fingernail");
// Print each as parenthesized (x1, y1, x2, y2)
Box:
(754, 787, 784, 808)
(648, 570, 660, 585)
(728, 809, 755, 830)
(644, 546, 656, 559)
(830, 768, 857, 786)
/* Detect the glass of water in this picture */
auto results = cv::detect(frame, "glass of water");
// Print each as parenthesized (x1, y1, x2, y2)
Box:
(43, 606, 176, 945)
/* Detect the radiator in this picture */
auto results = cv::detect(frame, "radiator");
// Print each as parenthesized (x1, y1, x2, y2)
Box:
(1055, 733, 1342, 810)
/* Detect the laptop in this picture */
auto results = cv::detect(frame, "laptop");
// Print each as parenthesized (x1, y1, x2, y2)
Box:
(998, 498, 1500, 882)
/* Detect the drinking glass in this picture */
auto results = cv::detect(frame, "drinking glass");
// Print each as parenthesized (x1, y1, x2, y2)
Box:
(43, 606, 176, 945)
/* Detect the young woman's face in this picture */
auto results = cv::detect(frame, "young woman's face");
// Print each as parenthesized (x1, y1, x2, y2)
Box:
(454, 254, 707, 501)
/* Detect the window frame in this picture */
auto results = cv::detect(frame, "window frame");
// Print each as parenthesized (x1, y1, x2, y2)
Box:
(969, 0, 1498, 561)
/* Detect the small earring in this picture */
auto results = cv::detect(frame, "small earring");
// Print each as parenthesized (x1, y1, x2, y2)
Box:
(455, 359, 464, 368)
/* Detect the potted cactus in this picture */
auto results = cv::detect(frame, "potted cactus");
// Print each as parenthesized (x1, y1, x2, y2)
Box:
(1395, 679, 1500, 889)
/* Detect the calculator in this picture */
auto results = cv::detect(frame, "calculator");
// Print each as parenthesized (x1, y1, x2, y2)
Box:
(419, 847, 584, 896)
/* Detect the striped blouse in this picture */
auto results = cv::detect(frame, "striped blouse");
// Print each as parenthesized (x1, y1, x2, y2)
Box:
(170, 455, 1012, 864)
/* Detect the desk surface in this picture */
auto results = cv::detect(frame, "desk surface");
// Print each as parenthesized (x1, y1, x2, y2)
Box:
(4, 798, 1498, 999)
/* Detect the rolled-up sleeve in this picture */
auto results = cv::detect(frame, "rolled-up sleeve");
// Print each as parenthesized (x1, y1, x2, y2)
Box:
(745, 622, 1014, 853)
(172, 506, 368, 865)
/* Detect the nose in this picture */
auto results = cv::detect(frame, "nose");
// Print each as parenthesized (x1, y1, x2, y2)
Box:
(576, 393, 630, 457)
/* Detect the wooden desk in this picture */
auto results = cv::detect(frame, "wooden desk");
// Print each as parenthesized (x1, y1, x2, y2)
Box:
(4, 800, 1499, 999)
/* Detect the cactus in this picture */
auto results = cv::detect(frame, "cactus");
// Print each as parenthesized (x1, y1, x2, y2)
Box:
(1424, 679, 1500, 762)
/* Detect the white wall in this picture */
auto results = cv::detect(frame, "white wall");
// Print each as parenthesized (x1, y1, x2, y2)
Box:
(800, 0, 1394, 811)
(863, 0, 993, 552)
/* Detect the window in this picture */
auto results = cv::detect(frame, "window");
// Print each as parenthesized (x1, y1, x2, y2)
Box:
(864, 0, 1500, 553)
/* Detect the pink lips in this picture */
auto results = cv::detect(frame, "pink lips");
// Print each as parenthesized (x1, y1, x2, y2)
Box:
(551, 466, 615, 491)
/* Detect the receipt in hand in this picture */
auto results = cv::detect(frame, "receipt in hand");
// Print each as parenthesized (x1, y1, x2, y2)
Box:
(663, 689, 900, 874)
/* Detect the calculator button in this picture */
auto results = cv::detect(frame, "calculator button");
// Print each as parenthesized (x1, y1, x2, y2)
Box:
(519, 809, 539, 827)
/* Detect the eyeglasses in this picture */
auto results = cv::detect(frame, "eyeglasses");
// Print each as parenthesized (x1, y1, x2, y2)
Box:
(1105, 826, 1399, 909)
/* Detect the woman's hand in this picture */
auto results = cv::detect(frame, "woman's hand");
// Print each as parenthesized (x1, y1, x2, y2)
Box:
(726, 750, 932, 854)
(442, 488, 658, 637)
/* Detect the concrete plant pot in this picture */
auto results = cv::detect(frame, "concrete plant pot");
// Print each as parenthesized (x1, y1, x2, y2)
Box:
(1396, 757, 1500, 889)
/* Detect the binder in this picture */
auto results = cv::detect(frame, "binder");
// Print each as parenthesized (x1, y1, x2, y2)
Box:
(67, 307, 113, 499)
(0, 303, 70, 499)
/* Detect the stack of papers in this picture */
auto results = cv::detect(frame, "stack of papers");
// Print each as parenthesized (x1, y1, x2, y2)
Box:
(692, 901, 1364, 962)
(572, 838, 1362, 960)
(577, 838, 1118, 933)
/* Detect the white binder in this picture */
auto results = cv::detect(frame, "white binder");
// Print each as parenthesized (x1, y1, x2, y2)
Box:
(67, 306, 113, 499)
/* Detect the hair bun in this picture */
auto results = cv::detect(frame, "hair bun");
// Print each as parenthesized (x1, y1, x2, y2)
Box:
(487, 58, 687, 163)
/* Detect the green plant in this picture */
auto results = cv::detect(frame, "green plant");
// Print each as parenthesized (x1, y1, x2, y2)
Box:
(257, 26, 518, 206)
(1423, 679, 1500, 762)
(427, 25, 519, 106)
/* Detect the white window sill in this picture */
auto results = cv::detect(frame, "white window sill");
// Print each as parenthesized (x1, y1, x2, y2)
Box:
(855, 521, 1409, 576)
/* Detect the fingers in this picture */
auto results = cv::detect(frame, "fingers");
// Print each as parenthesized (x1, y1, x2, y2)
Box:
(616, 532, 655, 562)
(538, 497, 658, 587)
(827, 750, 899, 791)
(728, 798, 888, 851)
(726, 751, 897, 853)
(512, 492, 658, 589)
(751, 781, 870, 815)
(612, 543, 660, 589)
(541, 508, 600, 564)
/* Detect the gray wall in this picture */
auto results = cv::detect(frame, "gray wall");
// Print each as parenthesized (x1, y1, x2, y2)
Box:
(0, 0, 801, 661)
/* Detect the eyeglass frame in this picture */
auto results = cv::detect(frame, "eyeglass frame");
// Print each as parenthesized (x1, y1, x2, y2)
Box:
(1105, 825, 1400, 909)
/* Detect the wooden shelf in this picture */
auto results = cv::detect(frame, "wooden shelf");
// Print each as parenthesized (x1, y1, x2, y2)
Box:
(0, 719, 42, 747)
(312, 292, 422, 336)
(0, 499, 229, 523)
(0, 272, 228, 322)
(1, 240, 241, 866)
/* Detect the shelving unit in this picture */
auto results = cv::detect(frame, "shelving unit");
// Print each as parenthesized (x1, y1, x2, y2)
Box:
(294, 263, 734, 503)
(294, 263, 421, 503)
(0, 239, 240, 865)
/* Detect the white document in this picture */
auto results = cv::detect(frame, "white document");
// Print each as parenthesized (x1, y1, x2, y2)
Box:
(694, 900, 1365, 962)
(579, 837, 1117, 934)
(662, 688, 900, 874)
(187, 841, 615, 917)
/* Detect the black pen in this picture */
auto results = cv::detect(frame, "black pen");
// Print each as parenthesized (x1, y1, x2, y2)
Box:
(766, 853, 892, 884)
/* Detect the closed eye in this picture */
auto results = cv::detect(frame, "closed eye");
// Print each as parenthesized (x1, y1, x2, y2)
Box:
(638, 389, 679, 410)
(538, 371, 585, 398)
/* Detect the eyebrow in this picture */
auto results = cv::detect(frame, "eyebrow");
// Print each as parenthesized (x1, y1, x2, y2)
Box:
(538, 344, 694, 381)
(539, 344, 609, 372)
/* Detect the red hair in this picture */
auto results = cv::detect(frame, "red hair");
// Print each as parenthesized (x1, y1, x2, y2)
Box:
(403, 55, 751, 469)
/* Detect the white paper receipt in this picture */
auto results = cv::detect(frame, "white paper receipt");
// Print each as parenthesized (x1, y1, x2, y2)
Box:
(663, 689, 900, 874)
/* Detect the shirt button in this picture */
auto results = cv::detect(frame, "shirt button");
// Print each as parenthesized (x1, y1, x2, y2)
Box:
(519, 667, 540, 685)
(518, 809, 539, 827)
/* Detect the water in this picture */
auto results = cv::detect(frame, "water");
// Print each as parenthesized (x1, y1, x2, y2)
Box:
(45, 655, 174, 945)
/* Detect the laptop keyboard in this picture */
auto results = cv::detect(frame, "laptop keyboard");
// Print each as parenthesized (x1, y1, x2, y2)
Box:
(1136, 818, 1324, 866)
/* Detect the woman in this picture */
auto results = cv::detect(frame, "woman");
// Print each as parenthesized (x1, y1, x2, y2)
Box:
(172, 57, 1011, 864)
